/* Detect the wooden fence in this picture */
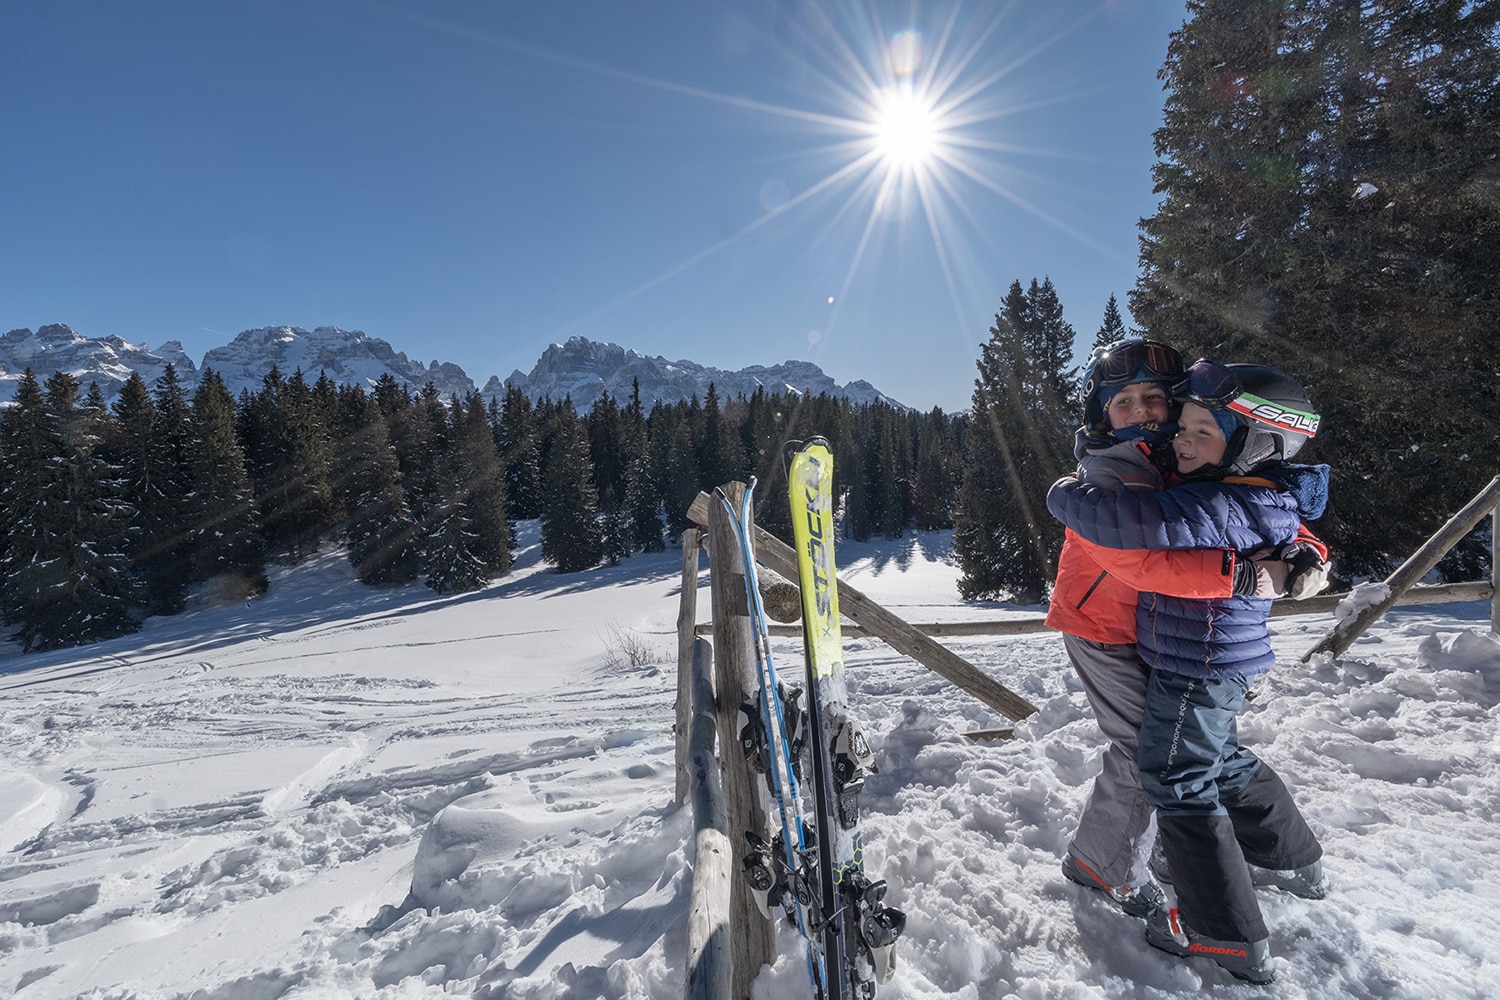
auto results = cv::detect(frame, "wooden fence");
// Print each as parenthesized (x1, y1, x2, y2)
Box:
(674, 474, 1499, 998)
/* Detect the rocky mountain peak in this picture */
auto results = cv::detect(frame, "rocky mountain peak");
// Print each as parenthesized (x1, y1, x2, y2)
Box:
(1, 325, 901, 412)
(487, 336, 904, 411)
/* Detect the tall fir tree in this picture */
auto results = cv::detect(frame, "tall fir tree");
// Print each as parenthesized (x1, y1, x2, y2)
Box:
(875, 404, 912, 539)
(187, 369, 264, 593)
(695, 383, 741, 490)
(651, 400, 702, 540)
(623, 379, 664, 553)
(587, 390, 632, 564)
(1, 372, 138, 649)
(539, 402, 604, 572)
(1094, 293, 1130, 351)
(332, 384, 419, 586)
(454, 391, 512, 577)
(1132, 0, 1500, 580)
(240, 367, 337, 561)
(954, 280, 1077, 602)
(1024, 277, 1082, 409)
(495, 383, 543, 521)
(0, 370, 53, 629)
(105, 372, 159, 598)
(417, 392, 510, 594)
(910, 407, 960, 531)
(141, 365, 197, 614)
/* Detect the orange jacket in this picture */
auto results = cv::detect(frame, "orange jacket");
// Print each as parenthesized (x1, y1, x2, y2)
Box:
(1045, 528, 1237, 644)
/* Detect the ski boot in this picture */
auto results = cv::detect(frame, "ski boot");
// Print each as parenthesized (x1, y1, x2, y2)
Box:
(1144, 906, 1275, 985)
(1249, 859, 1330, 899)
(1062, 854, 1166, 919)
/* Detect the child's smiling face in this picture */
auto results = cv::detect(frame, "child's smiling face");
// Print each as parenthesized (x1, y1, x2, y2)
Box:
(1106, 382, 1170, 430)
(1174, 402, 1229, 474)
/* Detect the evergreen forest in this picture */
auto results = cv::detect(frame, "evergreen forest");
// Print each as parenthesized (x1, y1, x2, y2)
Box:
(0, 364, 967, 652)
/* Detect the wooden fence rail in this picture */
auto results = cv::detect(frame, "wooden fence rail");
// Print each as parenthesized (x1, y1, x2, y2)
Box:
(688, 491, 1038, 722)
(689, 579, 1494, 641)
(1303, 473, 1500, 661)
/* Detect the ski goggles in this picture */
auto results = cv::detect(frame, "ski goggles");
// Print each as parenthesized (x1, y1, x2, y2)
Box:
(1175, 360, 1320, 438)
(1174, 360, 1243, 408)
(1083, 340, 1184, 398)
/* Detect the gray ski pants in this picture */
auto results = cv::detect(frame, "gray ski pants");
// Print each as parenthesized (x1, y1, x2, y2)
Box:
(1063, 633, 1157, 888)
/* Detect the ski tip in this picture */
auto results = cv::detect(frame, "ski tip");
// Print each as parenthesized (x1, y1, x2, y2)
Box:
(782, 436, 832, 471)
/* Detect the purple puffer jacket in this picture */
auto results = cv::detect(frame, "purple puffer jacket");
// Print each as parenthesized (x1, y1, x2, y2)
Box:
(1045, 464, 1330, 680)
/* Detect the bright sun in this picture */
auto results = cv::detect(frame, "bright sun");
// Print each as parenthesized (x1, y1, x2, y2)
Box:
(872, 89, 942, 172)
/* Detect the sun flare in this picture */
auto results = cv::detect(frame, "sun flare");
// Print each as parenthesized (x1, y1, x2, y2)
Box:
(872, 89, 943, 172)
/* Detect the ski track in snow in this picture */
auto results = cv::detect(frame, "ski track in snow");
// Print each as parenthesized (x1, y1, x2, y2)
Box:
(0, 528, 1496, 999)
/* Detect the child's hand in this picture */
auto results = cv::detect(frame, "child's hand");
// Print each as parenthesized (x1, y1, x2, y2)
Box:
(1280, 543, 1332, 600)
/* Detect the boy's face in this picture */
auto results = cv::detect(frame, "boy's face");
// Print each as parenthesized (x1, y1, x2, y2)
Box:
(1174, 402, 1228, 473)
(1105, 382, 1170, 430)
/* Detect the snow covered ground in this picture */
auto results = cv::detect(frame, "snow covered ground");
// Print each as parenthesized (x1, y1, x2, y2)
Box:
(1, 523, 1497, 999)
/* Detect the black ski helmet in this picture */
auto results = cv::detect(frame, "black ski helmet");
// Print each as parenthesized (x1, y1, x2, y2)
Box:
(1178, 362, 1321, 474)
(1079, 338, 1184, 429)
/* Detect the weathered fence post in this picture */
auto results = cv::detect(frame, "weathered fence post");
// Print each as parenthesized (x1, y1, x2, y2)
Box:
(675, 528, 701, 809)
(685, 637, 731, 1000)
(705, 483, 775, 997)
(1304, 473, 1500, 660)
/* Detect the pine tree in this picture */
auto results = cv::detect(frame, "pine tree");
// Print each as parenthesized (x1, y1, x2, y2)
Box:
(910, 407, 960, 531)
(105, 372, 158, 593)
(1094, 293, 1129, 350)
(954, 281, 1077, 602)
(539, 403, 604, 572)
(696, 383, 740, 490)
(496, 383, 543, 520)
(141, 365, 197, 614)
(418, 391, 512, 594)
(455, 391, 512, 577)
(1132, 0, 1500, 580)
(875, 405, 911, 539)
(651, 400, 702, 539)
(187, 370, 264, 594)
(0, 371, 52, 629)
(1, 372, 138, 649)
(241, 366, 335, 561)
(1025, 277, 1081, 408)
(623, 379, 664, 553)
(332, 385, 419, 586)
(587, 391, 632, 563)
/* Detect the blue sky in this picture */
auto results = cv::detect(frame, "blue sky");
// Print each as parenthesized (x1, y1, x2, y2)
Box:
(2, 1, 1187, 412)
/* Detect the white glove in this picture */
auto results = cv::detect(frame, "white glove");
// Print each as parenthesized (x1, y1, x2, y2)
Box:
(1282, 543, 1332, 600)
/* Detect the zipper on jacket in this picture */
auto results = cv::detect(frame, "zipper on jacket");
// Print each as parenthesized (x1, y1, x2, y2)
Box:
(1075, 570, 1108, 610)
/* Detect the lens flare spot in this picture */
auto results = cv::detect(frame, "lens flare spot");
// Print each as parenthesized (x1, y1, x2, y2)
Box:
(827, 296, 835, 304)
(887, 30, 923, 77)
(760, 179, 790, 212)
(807, 329, 822, 346)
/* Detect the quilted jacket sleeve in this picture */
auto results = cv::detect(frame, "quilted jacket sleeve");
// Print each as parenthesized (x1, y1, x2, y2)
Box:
(1071, 536, 1236, 598)
(1046, 476, 1302, 551)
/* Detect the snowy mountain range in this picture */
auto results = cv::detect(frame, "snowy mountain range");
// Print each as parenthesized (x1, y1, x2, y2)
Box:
(0, 324, 903, 410)
(492, 335, 904, 411)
